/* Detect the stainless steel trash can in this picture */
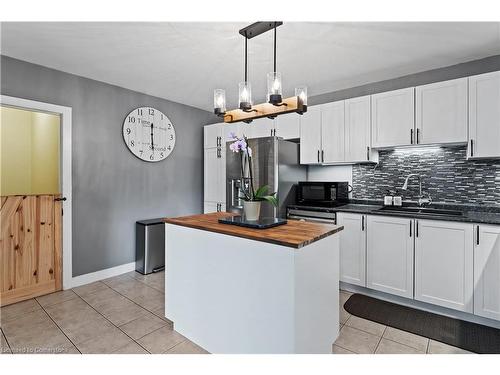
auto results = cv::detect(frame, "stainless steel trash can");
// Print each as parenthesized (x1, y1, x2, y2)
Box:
(136, 219, 165, 274)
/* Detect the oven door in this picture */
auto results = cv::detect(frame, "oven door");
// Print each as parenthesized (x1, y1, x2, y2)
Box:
(287, 208, 336, 224)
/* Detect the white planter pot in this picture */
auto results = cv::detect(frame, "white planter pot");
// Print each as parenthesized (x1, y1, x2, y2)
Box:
(243, 201, 261, 221)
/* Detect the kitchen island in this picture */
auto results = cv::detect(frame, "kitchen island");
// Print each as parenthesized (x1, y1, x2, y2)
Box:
(164, 212, 343, 354)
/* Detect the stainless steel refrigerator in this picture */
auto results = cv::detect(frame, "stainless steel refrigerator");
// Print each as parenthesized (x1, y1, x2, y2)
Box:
(226, 136, 306, 219)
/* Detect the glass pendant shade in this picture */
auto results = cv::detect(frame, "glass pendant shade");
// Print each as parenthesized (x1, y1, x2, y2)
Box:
(239, 82, 252, 111)
(295, 86, 308, 106)
(213, 89, 226, 115)
(267, 72, 282, 105)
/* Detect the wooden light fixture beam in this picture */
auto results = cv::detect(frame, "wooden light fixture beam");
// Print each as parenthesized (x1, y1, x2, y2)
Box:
(223, 96, 306, 124)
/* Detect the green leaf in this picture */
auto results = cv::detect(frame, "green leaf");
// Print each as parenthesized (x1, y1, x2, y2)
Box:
(260, 195, 278, 207)
(254, 185, 269, 198)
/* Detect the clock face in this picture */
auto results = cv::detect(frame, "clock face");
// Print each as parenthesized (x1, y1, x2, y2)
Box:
(122, 107, 176, 162)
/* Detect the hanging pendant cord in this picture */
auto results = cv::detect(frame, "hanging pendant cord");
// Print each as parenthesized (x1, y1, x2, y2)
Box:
(273, 24, 277, 73)
(244, 32, 248, 82)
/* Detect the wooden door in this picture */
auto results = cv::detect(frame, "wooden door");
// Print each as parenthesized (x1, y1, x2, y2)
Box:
(1, 195, 62, 306)
(366, 215, 414, 298)
(371, 87, 415, 148)
(299, 105, 322, 164)
(416, 78, 467, 145)
(321, 101, 345, 163)
(337, 213, 366, 287)
(414, 219, 473, 312)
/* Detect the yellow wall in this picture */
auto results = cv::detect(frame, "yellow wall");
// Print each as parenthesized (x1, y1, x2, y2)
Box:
(0, 106, 60, 196)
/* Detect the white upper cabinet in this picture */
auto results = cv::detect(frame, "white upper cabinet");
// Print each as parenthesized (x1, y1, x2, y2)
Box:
(468, 71, 500, 159)
(366, 215, 414, 298)
(371, 87, 415, 148)
(345, 95, 376, 163)
(416, 78, 468, 145)
(203, 147, 225, 203)
(243, 118, 275, 139)
(414, 219, 473, 313)
(299, 105, 322, 164)
(321, 101, 345, 163)
(204, 123, 223, 149)
(474, 224, 500, 321)
(275, 113, 300, 140)
(337, 212, 366, 287)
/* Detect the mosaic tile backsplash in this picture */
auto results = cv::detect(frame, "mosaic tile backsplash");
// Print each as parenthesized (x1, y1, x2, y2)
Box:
(352, 146, 500, 207)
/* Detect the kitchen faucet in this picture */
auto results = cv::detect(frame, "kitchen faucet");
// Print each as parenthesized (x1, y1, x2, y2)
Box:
(401, 174, 432, 206)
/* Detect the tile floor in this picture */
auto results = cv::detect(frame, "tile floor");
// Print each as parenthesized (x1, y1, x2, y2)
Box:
(0, 275, 472, 354)
(333, 290, 472, 354)
(0, 271, 207, 354)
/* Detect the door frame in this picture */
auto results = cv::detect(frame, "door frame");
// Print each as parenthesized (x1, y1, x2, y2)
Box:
(1, 95, 73, 290)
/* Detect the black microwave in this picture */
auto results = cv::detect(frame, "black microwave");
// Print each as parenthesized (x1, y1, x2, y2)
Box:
(296, 181, 349, 206)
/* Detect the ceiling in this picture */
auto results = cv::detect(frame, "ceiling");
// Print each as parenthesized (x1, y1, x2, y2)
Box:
(1, 22, 499, 111)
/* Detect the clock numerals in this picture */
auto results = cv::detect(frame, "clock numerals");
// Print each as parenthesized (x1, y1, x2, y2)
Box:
(128, 117, 135, 123)
(130, 140, 135, 147)
(126, 128, 131, 134)
(160, 152, 164, 158)
(167, 123, 172, 130)
(137, 109, 143, 116)
(150, 154, 154, 161)
(149, 108, 154, 115)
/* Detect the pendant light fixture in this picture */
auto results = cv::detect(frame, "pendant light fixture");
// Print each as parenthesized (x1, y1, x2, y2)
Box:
(213, 22, 307, 124)
(267, 24, 283, 106)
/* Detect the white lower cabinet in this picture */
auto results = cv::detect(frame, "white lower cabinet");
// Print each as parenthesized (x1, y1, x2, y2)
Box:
(366, 215, 414, 298)
(474, 224, 500, 320)
(414, 219, 473, 313)
(337, 213, 366, 287)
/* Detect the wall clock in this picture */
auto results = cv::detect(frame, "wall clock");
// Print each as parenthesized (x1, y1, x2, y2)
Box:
(122, 106, 176, 162)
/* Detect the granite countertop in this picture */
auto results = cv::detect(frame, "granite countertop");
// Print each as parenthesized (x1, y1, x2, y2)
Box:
(288, 201, 500, 225)
(164, 212, 344, 249)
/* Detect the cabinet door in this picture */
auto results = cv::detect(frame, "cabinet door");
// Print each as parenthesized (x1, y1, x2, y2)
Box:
(204, 148, 220, 202)
(337, 213, 366, 287)
(416, 78, 467, 145)
(204, 147, 225, 203)
(204, 123, 223, 148)
(367, 215, 413, 298)
(469, 71, 500, 159)
(345, 96, 372, 162)
(275, 113, 300, 140)
(371, 88, 415, 148)
(474, 224, 500, 320)
(299, 105, 322, 164)
(204, 202, 218, 213)
(414, 219, 473, 312)
(321, 101, 345, 163)
(244, 118, 275, 139)
(221, 122, 241, 146)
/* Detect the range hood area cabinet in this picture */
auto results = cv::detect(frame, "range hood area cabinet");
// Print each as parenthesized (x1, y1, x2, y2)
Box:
(371, 78, 468, 148)
(468, 71, 500, 159)
(300, 96, 378, 165)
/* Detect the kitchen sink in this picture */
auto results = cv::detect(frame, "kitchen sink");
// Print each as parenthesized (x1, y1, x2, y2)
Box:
(378, 206, 464, 217)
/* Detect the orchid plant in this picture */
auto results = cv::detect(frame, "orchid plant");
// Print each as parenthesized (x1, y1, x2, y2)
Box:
(228, 133, 278, 207)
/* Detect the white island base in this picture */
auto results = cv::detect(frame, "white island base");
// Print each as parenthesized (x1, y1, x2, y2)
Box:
(165, 222, 340, 354)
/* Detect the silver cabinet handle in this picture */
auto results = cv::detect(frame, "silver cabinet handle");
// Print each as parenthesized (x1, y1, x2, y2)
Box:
(366, 146, 370, 161)
(470, 139, 474, 157)
(416, 128, 420, 144)
(361, 215, 365, 231)
(416, 220, 419, 238)
(476, 225, 480, 245)
(409, 220, 412, 237)
(410, 129, 414, 144)
(317, 150, 320, 163)
(321, 150, 324, 162)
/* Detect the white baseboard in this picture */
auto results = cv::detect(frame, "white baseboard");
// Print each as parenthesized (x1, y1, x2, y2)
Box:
(67, 262, 136, 289)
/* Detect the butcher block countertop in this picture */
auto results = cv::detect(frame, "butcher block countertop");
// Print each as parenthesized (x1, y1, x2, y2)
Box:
(164, 212, 343, 249)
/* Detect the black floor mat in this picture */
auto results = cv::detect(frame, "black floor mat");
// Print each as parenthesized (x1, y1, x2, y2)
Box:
(344, 293, 500, 354)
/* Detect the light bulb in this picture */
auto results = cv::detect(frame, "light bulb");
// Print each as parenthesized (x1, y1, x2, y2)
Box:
(267, 72, 282, 105)
(213, 89, 226, 116)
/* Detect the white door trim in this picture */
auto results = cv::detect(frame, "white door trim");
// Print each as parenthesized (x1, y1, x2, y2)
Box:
(1, 95, 73, 290)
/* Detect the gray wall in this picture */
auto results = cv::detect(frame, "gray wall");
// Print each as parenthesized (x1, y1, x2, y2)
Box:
(1, 55, 213, 276)
(310, 54, 500, 105)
